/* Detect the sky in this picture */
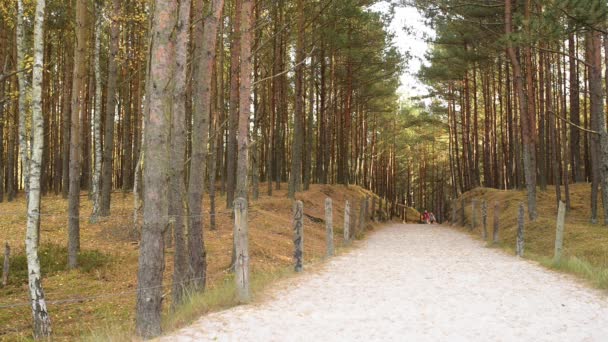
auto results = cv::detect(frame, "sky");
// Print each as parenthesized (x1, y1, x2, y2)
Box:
(369, 2, 436, 100)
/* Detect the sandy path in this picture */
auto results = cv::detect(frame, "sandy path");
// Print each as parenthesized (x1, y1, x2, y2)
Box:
(161, 224, 608, 341)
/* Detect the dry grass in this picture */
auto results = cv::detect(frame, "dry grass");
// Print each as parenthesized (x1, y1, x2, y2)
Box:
(0, 183, 378, 341)
(455, 183, 608, 289)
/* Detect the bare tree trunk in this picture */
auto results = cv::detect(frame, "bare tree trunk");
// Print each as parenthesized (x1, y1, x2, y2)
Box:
(569, 33, 583, 182)
(236, 0, 253, 199)
(505, 0, 537, 220)
(100, 0, 120, 217)
(227, 0, 241, 208)
(68, 0, 88, 269)
(16, 0, 30, 197)
(90, 1, 103, 222)
(587, 30, 608, 224)
(26, 0, 52, 336)
(187, 0, 224, 291)
(170, 0, 191, 308)
(135, 0, 176, 337)
(288, 0, 305, 199)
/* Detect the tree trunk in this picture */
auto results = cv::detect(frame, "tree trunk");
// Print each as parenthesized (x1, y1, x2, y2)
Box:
(90, 1, 103, 222)
(288, 0, 305, 198)
(135, 0, 175, 337)
(100, 0, 120, 217)
(68, 0, 88, 269)
(226, 0, 241, 208)
(569, 33, 583, 182)
(16, 0, 31, 198)
(170, 0, 191, 308)
(505, 0, 537, 220)
(187, 0, 224, 291)
(587, 30, 608, 225)
(236, 0, 253, 199)
(26, 0, 52, 336)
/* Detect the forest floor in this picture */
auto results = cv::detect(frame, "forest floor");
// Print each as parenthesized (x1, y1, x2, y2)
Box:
(0, 183, 396, 341)
(161, 223, 608, 341)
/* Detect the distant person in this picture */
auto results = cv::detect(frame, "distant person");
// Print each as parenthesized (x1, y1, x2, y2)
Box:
(423, 210, 430, 224)
(429, 212, 436, 224)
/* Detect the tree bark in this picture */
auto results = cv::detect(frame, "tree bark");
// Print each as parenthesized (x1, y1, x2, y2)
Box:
(100, 0, 121, 217)
(288, 0, 305, 198)
(170, 0, 191, 308)
(505, 0, 537, 220)
(187, 0, 224, 291)
(90, 1, 103, 222)
(68, 0, 88, 269)
(135, 0, 175, 337)
(236, 0, 253, 199)
(26, 0, 52, 336)
(16, 0, 31, 197)
(227, 0, 241, 208)
(587, 30, 608, 225)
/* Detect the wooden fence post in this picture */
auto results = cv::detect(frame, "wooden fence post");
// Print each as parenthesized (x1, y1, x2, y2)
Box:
(325, 198, 334, 257)
(344, 200, 351, 243)
(358, 198, 366, 235)
(234, 198, 250, 302)
(2, 243, 9, 286)
(481, 200, 488, 240)
(460, 199, 465, 226)
(493, 201, 500, 243)
(452, 200, 457, 226)
(351, 199, 357, 236)
(293, 200, 304, 272)
(470, 199, 476, 231)
(516, 203, 525, 257)
(371, 197, 376, 222)
(554, 201, 566, 262)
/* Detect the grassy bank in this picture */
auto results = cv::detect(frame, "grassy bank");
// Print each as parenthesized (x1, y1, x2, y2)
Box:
(455, 183, 608, 290)
(0, 183, 379, 341)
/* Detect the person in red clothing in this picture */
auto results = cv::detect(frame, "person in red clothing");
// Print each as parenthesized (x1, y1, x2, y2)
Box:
(422, 210, 430, 224)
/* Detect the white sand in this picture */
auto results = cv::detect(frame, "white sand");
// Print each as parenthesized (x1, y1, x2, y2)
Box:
(161, 224, 608, 341)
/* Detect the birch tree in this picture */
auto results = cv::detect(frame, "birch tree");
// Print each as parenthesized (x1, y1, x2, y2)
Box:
(26, 0, 52, 337)
(90, 0, 104, 223)
(16, 0, 30, 197)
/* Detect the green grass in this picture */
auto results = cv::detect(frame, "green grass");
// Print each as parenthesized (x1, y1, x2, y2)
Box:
(457, 183, 608, 292)
(81, 266, 294, 342)
(8, 244, 109, 286)
(539, 255, 608, 289)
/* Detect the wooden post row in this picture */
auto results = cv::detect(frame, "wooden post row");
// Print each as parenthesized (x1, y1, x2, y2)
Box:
(293, 200, 304, 272)
(234, 197, 250, 303)
(325, 198, 334, 257)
